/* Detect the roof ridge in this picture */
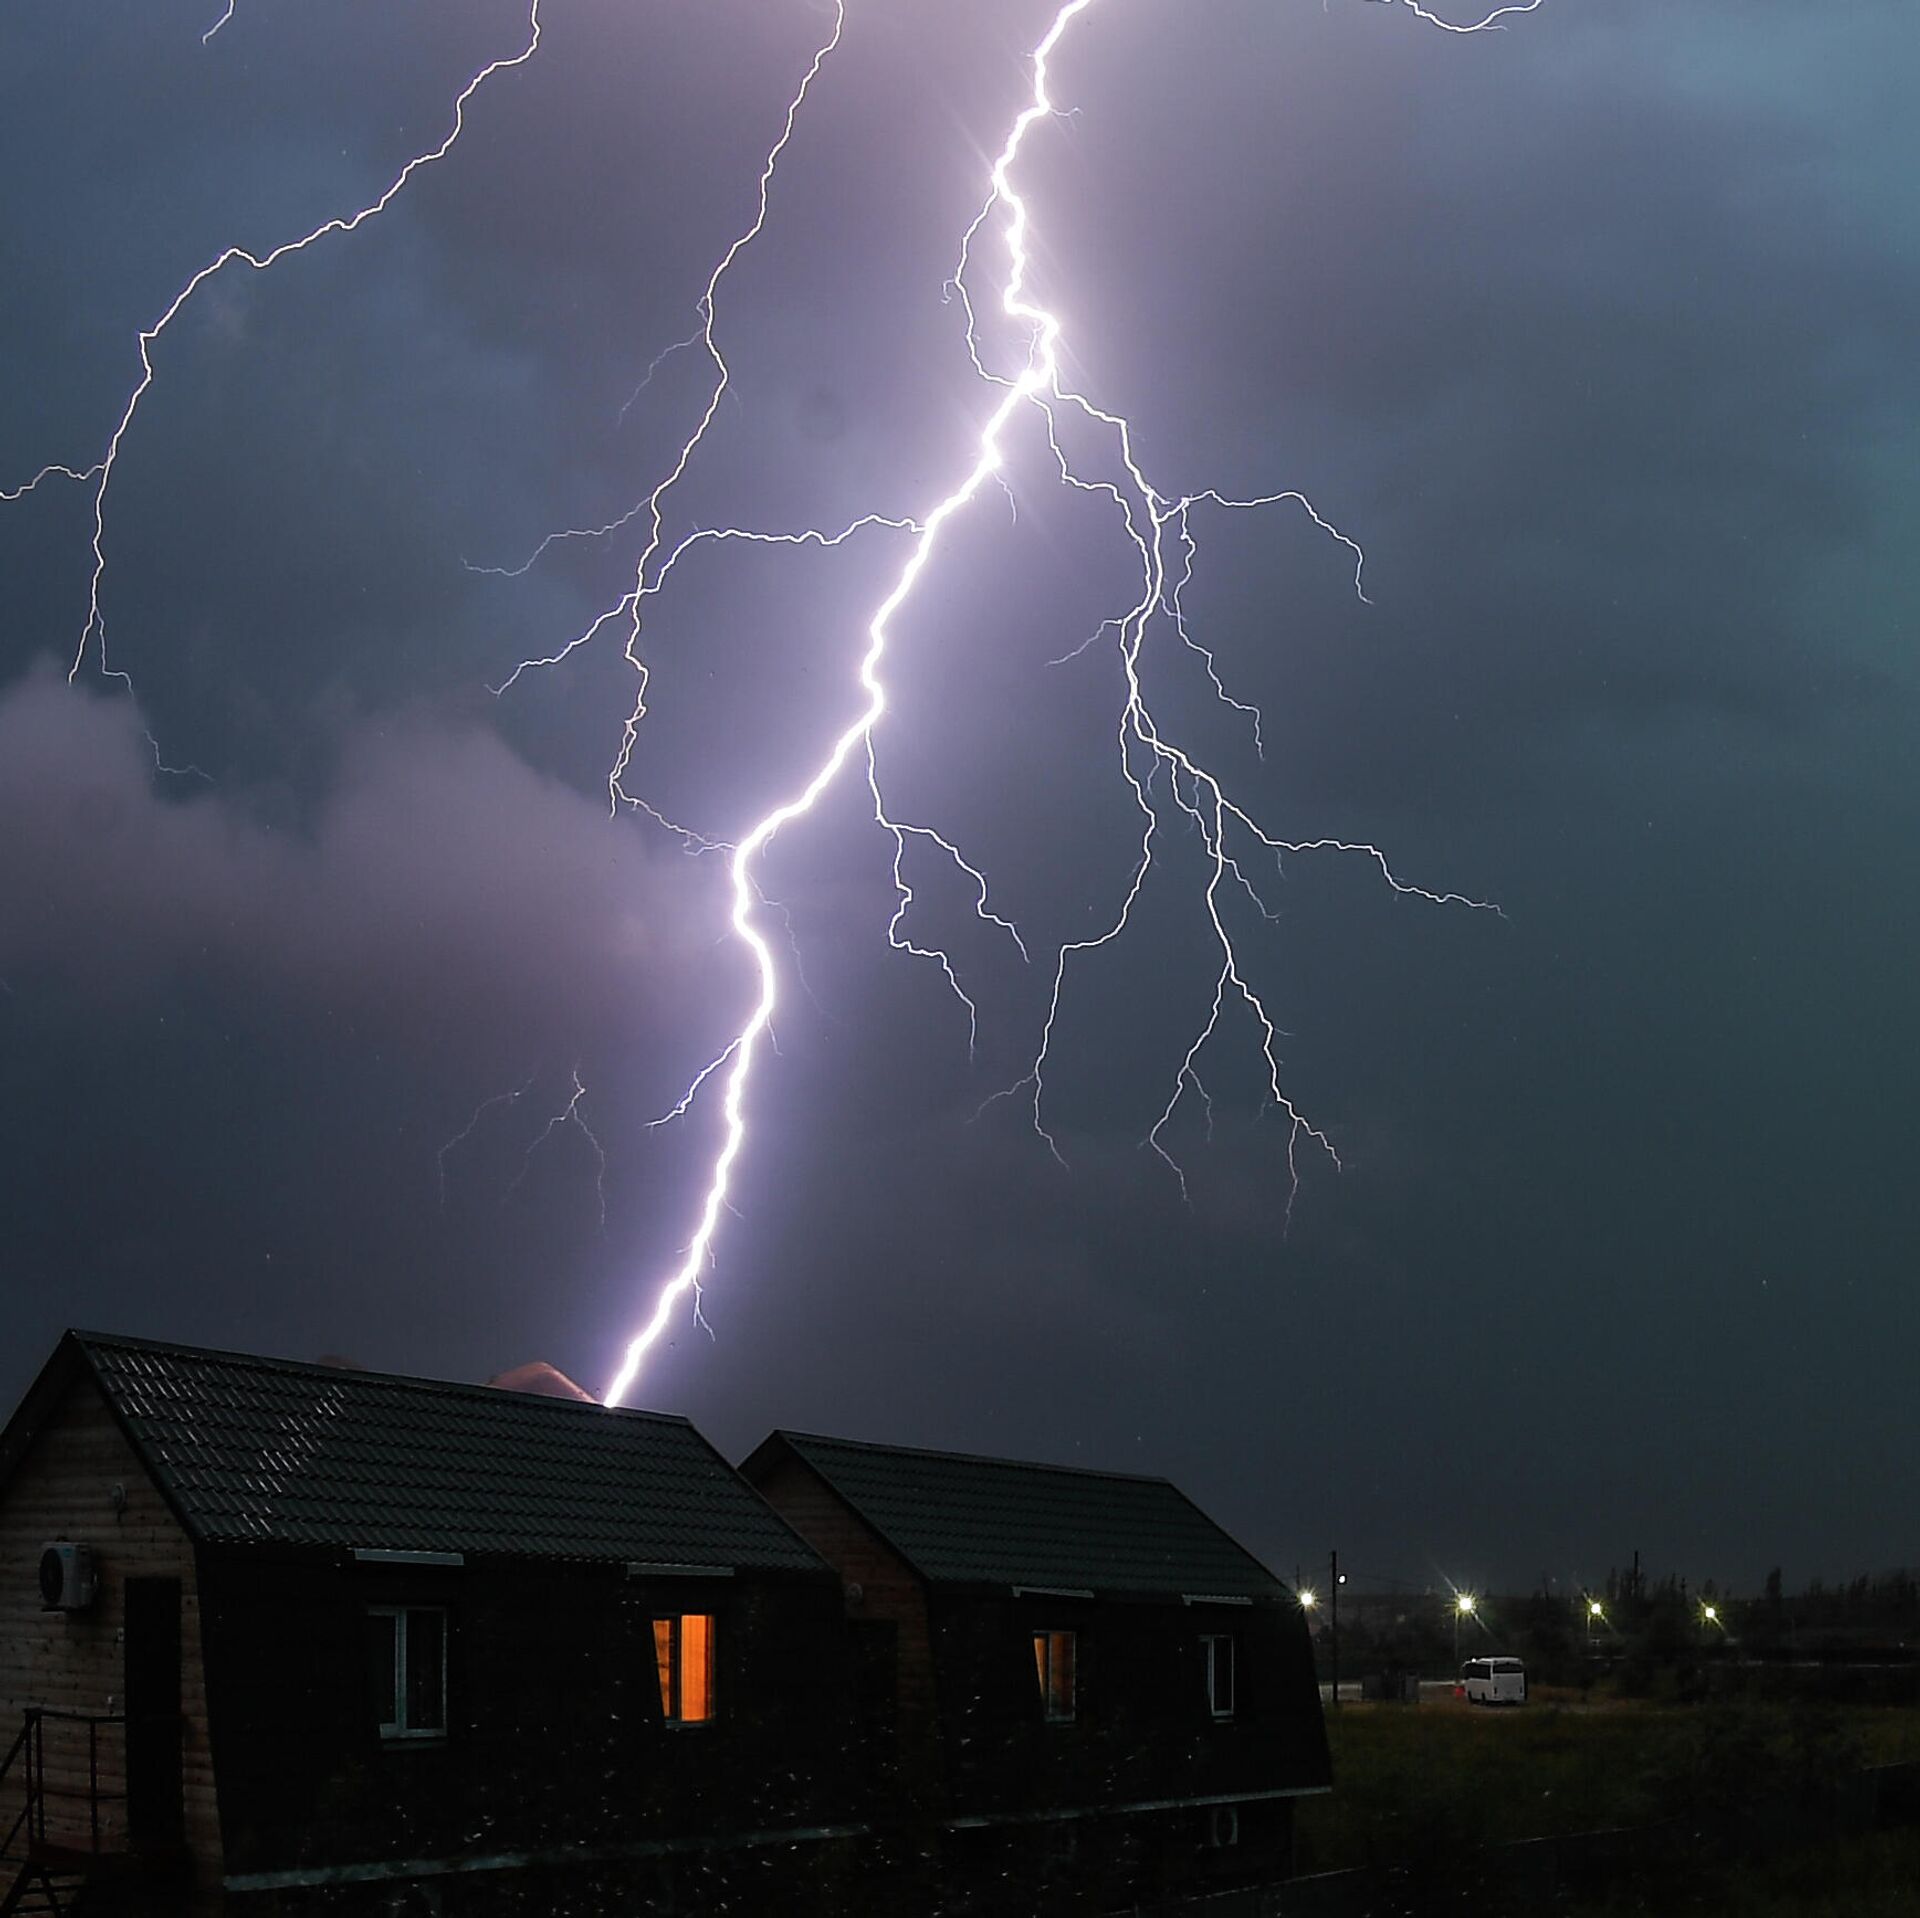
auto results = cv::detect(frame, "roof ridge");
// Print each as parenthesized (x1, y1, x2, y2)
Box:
(53, 1332, 825, 1570)
(1152, 1476, 1285, 1587)
(775, 1427, 1176, 1488)
(70, 1329, 689, 1428)
(770, 1428, 1282, 1597)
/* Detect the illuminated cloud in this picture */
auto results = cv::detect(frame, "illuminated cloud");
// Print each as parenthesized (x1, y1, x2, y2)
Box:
(0, 662, 734, 1053)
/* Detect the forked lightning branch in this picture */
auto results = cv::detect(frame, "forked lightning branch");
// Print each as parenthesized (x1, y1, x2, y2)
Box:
(3, 0, 1535, 1410)
(577, 0, 1521, 1404)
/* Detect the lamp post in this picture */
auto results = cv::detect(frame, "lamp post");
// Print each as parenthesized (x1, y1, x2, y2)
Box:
(1329, 1550, 1340, 1708)
(1453, 1592, 1476, 1662)
(1587, 1598, 1604, 1648)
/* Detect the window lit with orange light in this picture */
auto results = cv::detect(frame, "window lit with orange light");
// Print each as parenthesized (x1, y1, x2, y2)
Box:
(1032, 1629, 1076, 1722)
(653, 1613, 714, 1724)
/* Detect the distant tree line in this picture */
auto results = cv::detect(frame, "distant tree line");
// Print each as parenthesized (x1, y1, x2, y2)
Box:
(1313, 1566, 1920, 1700)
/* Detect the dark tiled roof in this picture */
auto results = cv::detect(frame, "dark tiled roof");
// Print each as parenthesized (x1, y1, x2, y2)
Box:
(765, 1431, 1281, 1599)
(70, 1333, 820, 1570)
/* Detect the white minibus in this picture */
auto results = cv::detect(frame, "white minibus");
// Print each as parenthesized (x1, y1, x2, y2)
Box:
(1460, 1655, 1527, 1705)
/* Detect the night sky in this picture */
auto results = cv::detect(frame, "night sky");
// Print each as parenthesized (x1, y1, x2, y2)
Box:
(3, 0, 1915, 1601)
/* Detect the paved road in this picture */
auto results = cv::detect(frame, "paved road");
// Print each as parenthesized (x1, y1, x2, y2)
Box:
(1317, 1679, 1473, 1705)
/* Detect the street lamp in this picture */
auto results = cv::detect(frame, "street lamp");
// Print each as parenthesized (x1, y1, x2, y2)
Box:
(1587, 1598, 1604, 1646)
(1299, 1588, 1318, 1612)
(1453, 1592, 1476, 1661)
(1325, 1555, 1348, 1707)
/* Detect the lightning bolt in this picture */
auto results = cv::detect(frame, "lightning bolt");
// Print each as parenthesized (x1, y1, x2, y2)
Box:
(1386, 0, 1543, 31)
(593, 0, 1529, 1408)
(487, 2, 849, 716)
(507, 1066, 608, 1229)
(0, 463, 103, 503)
(437, 1070, 539, 1208)
(3, 1, 545, 703)
(440, 1065, 607, 1230)
(11, 0, 1535, 1409)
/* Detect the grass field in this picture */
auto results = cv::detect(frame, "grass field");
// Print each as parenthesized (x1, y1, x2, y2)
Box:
(1563, 1828, 1920, 1915)
(1295, 1693, 1920, 1881)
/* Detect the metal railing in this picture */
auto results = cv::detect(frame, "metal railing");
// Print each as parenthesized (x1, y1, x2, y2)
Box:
(0, 1718, 32, 1872)
(0, 1710, 127, 1864)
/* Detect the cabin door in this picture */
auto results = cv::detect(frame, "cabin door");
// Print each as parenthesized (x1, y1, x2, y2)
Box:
(124, 1576, 184, 1850)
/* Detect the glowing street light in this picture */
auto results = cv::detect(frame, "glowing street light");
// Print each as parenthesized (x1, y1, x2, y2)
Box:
(1328, 1553, 1347, 1708)
(1453, 1591, 1477, 1660)
(1299, 1588, 1318, 1611)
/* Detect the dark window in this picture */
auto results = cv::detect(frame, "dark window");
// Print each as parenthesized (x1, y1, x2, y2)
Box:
(653, 1614, 715, 1724)
(1202, 1633, 1236, 1718)
(368, 1607, 446, 1739)
(1033, 1630, 1076, 1722)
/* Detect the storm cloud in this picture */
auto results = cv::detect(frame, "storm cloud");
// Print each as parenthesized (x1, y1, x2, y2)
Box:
(0, 662, 734, 1054)
(2, 0, 1915, 1590)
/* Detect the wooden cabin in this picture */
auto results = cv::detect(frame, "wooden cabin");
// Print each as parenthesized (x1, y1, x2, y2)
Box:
(0, 1333, 862, 1915)
(0, 1334, 1330, 1915)
(740, 1430, 1331, 1914)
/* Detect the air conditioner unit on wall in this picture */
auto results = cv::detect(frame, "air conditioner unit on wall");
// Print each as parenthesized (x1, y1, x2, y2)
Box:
(39, 1541, 97, 1612)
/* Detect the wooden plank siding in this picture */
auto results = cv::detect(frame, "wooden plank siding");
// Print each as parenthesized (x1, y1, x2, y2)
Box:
(743, 1442, 1327, 1914)
(0, 1371, 223, 1896)
(746, 1453, 939, 1747)
(199, 1553, 859, 1884)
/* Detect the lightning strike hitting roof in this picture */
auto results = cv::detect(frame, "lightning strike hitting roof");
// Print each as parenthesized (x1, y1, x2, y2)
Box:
(5, 0, 1539, 1415)
(587, 0, 1528, 1408)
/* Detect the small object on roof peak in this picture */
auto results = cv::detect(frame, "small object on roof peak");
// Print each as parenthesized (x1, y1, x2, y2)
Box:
(487, 1361, 597, 1403)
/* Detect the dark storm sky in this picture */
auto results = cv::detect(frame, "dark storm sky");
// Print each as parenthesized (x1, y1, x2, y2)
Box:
(2, 0, 1915, 1599)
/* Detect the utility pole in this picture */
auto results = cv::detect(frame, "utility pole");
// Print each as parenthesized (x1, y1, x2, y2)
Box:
(1329, 1548, 1340, 1709)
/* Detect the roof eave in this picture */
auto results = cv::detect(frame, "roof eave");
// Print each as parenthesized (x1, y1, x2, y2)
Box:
(0, 1331, 89, 1506)
(0, 1332, 210, 1550)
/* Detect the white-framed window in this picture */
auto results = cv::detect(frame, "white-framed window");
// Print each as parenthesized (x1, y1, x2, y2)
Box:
(366, 1606, 447, 1740)
(1032, 1629, 1076, 1722)
(653, 1613, 715, 1724)
(1201, 1633, 1236, 1719)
